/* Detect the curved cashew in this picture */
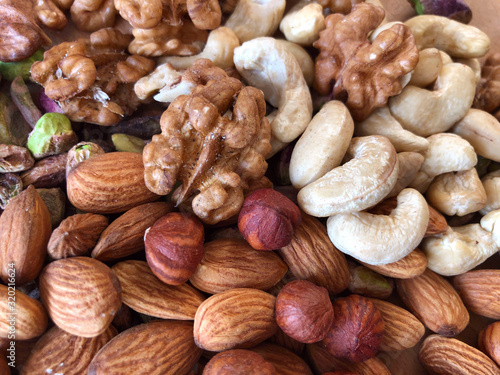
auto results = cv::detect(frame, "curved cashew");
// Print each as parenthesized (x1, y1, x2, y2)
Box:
(277, 40, 314, 87)
(224, 0, 286, 43)
(327, 188, 429, 265)
(480, 171, 500, 215)
(134, 63, 183, 101)
(452, 109, 500, 163)
(388, 152, 424, 198)
(405, 15, 490, 58)
(279, 0, 324, 46)
(421, 224, 497, 276)
(480, 209, 500, 248)
(439, 51, 453, 65)
(290, 101, 354, 189)
(297, 135, 399, 217)
(355, 107, 429, 153)
(389, 63, 476, 137)
(158, 27, 240, 70)
(426, 168, 486, 217)
(408, 48, 442, 87)
(455, 58, 481, 85)
(234, 37, 312, 143)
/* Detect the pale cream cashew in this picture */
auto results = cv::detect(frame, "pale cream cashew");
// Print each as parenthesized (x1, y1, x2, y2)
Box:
(405, 15, 490, 58)
(451, 109, 500, 163)
(297, 135, 399, 217)
(455, 58, 481, 85)
(279, 0, 324, 46)
(480, 171, 500, 215)
(408, 48, 442, 87)
(224, 0, 286, 43)
(439, 51, 453, 65)
(421, 225, 498, 276)
(234, 37, 312, 143)
(134, 63, 184, 101)
(327, 188, 429, 265)
(277, 40, 314, 87)
(355, 107, 429, 153)
(389, 63, 476, 137)
(290, 101, 354, 189)
(480, 209, 500, 248)
(157, 27, 240, 70)
(426, 168, 487, 217)
(388, 152, 424, 198)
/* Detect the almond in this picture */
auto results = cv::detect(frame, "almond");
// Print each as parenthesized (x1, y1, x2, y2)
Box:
(368, 298, 425, 352)
(112, 260, 205, 320)
(203, 349, 277, 375)
(396, 268, 469, 336)
(278, 213, 349, 295)
(0, 285, 47, 340)
(67, 152, 159, 214)
(39, 257, 122, 337)
(479, 321, 500, 367)
(193, 288, 278, 351)
(87, 320, 202, 375)
(359, 248, 428, 279)
(0, 185, 51, 285)
(419, 335, 500, 375)
(22, 325, 116, 374)
(91, 202, 172, 261)
(270, 328, 305, 356)
(453, 269, 500, 320)
(251, 343, 313, 375)
(189, 238, 288, 294)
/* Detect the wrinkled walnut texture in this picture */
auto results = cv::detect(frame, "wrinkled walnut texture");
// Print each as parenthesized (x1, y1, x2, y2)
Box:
(474, 53, 500, 117)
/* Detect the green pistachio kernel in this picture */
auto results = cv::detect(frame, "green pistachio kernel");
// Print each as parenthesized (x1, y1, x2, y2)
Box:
(111, 133, 145, 153)
(27, 113, 77, 159)
(0, 49, 44, 81)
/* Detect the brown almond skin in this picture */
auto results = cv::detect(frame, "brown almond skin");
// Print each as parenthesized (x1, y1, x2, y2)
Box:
(453, 269, 500, 320)
(67, 152, 159, 214)
(251, 343, 313, 375)
(189, 238, 288, 294)
(0, 354, 8, 374)
(397, 268, 469, 336)
(87, 320, 202, 375)
(278, 213, 350, 295)
(48, 213, 109, 259)
(112, 260, 205, 320)
(21, 325, 117, 374)
(368, 298, 425, 352)
(360, 248, 428, 279)
(92, 202, 172, 261)
(419, 335, 500, 375)
(39, 257, 122, 338)
(203, 349, 276, 375)
(145, 212, 204, 285)
(0, 285, 47, 340)
(479, 321, 500, 367)
(194, 288, 278, 351)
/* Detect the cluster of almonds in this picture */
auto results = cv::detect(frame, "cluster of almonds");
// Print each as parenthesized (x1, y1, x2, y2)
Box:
(0, 0, 500, 374)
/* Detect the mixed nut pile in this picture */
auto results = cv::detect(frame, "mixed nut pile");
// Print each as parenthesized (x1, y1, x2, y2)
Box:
(0, 0, 500, 374)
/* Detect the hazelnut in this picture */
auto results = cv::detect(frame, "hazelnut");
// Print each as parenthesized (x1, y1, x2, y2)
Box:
(238, 188, 301, 250)
(275, 280, 334, 344)
(145, 212, 204, 285)
(203, 349, 276, 375)
(323, 294, 384, 362)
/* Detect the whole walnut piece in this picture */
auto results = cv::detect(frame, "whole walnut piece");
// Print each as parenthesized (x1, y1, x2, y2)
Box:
(143, 59, 272, 224)
(313, 3, 419, 121)
(474, 53, 500, 118)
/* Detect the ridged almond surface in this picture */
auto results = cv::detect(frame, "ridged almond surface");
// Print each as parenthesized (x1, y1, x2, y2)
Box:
(67, 152, 159, 214)
(368, 298, 425, 352)
(21, 325, 116, 375)
(87, 320, 202, 375)
(92, 202, 172, 261)
(193, 288, 278, 351)
(278, 214, 349, 294)
(0, 185, 51, 285)
(453, 269, 500, 319)
(251, 343, 313, 375)
(112, 260, 205, 320)
(479, 321, 500, 367)
(0, 285, 47, 340)
(419, 335, 500, 375)
(39, 257, 122, 337)
(189, 238, 288, 294)
(396, 269, 469, 336)
(360, 248, 428, 279)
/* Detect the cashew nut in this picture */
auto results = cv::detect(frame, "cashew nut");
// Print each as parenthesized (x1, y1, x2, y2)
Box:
(234, 37, 312, 143)
(421, 224, 498, 276)
(426, 168, 487, 217)
(290, 101, 354, 189)
(388, 152, 425, 198)
(355, 107, 429, 153)
(408, 48, 442, 87)
(480, 209, 500, 248)
(455, 58, 481, 85)
(279, 0, 324, 46)
(327, 188, 429, 265)
(134, 63, 184, 101)
(451, 109, 500, 163)
(480, 171, 500, 215)
(389, 63, 476, 137)
(157, 27, 240, 70)
(277, 40, 314, 87)
(224, 0, 286, 43)
(405, 15, 490, 58)
(297, 135, 399, 217)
